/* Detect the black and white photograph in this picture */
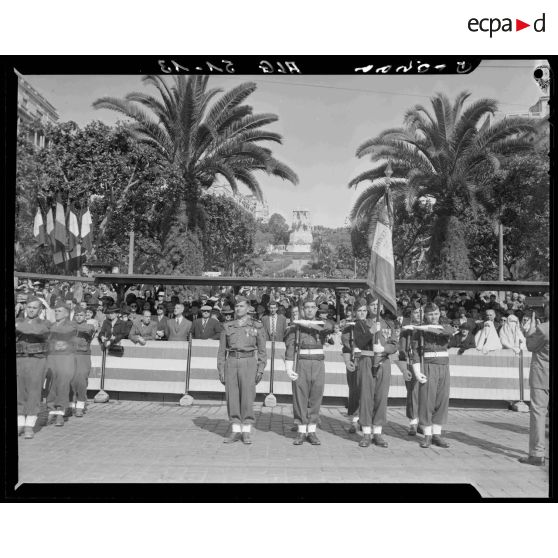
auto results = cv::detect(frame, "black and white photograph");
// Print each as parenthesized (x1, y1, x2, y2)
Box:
(6, 56, 551, 499)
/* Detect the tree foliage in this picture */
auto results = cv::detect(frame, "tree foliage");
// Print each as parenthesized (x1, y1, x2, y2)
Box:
(348, 91, 537, 279)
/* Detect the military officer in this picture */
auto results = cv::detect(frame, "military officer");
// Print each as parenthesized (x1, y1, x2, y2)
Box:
(407, 302, 455, 448)
(71, 308, 95, 417)
(284, 299, 334, 445)
(47, 302, 78, 427)
(217, 296, 267, 445)
(353, 298, 398, 448)
(16, 296, 51, 439)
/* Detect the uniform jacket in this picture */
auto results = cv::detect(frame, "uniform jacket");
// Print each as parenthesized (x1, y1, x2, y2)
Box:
(165, 315, 193, 341)
(15, 316, 51, 357)
(526, 322, 549, 389)
(261, 313, 288, 342)
(98, 318, 129, 345)
(192, 317, 222, 340)
(49, 319, 78, 354)
(74, 322, 96, 354)
(217, 317, 267, 374)
(284, 319, 335, 361)
(129, 320, 159, 343)
(353, 318, 398, 366)
(410, 323, 454, 365)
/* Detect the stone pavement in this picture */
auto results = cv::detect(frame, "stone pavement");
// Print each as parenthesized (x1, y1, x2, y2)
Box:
(17, 401, 549, 497)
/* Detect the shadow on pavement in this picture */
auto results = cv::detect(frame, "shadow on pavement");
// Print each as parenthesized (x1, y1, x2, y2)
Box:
(193, 416, 229, 439)
(445, 430, 524, 459)
(477, 421, 529, 435)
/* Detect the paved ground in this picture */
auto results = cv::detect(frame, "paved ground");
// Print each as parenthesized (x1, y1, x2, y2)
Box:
(17, 400, 548, 497)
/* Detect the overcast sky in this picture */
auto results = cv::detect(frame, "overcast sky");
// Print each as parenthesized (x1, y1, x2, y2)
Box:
(23, 60, 544, 227)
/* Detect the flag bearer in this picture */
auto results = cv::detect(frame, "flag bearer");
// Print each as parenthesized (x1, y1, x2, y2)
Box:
(217, 296, 267, 445)
(353, 298, 398, 448)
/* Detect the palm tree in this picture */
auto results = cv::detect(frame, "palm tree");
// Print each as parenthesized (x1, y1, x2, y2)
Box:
(348, 91, 537, 279)
(93, 75, 298, 232)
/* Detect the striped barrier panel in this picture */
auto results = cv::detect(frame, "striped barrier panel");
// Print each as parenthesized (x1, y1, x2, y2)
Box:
(89, 340, 531, 402)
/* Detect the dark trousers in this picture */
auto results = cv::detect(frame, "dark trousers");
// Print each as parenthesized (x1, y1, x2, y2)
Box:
(405, 374, 419, 420)
(292, 359, 325, 425)
(358, 356, 391, 427)
(346, 365, 360, 416)
(71, 354, 91, 402)
(529, 387, 549, 458)
(47, 354, 76, 410)
(225, 357, 257, 424)
(418, 362, 450, 426)
(17, 356, 47, 416)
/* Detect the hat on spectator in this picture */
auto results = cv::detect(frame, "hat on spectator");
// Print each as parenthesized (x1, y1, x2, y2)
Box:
(222, 305, 234, 314)
(355, 298, 368, 310)
(247, 306, 256, 314)
(16, 293, 28, 303)
(201, 305, 212, 311)
(54, 301, 71, 311)
(235, 295, 249, 304)
(120, 306, 130, 315)
(106, 303, 120, 314)
(459, 322, 472, 331)
(424, 302, 439, 313)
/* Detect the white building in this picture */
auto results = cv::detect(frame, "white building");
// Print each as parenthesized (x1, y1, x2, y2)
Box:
(205, 182, 269, 220)
(16, 70, 59, 148)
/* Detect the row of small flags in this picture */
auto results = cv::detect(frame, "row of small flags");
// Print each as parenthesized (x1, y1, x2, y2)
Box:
(33, 195, 93, 270)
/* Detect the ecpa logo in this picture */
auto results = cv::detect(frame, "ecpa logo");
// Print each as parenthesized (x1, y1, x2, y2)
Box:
(468, 13, 546, 37)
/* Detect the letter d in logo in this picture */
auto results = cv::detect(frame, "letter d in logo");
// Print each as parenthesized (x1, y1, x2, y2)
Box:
(534, 13, 545, 32)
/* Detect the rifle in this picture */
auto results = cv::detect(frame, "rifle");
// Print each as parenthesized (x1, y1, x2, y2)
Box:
(349, 323, 356, 364)
(292, 324, 301, 380)
(94, 345, 109, 403)
(418, 306, 425, 382)
(264, 337, 277, 407)
(179, 333, 194, 406)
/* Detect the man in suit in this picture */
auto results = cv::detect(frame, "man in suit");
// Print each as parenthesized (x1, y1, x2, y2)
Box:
(261, 301, 288, 341)
(192, 305, 223, 340)
(153, 304, 168, 339)
(129, 310, 159, 344)
(165, 303, 192, 341)
(519, 304, 550, 466)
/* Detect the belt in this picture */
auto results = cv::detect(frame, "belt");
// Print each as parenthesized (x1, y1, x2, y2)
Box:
(424, 351, 449, 358)
(298, 348, 324, 355)
(227, 350, 255, 358)
(359, 350, 387, 357)
(16, 341, 49, 355)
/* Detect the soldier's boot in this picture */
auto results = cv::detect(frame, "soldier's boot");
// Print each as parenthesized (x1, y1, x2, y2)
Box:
(373, 434, 388, 448)
(359, 434, 372, 448)
(432, 435, 450, 448)
(307, 433, 321, 445)
(420, 435, 432, 448)
(293, 433, 306, 445)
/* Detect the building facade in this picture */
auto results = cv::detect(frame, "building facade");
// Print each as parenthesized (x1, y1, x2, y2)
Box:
(16, 70, 59, 148)
(205, 182, 270, 221)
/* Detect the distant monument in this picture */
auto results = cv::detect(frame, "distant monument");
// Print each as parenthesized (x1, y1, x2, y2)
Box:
(285, 209, 313, 253)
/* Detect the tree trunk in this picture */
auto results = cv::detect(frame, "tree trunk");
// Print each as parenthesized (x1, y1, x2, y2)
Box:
(498, 221, 504, 281)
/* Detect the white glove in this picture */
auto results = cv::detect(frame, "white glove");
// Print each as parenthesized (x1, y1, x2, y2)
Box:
(402, 325, 414, 330)
(285, 361, 298, 381)
(412, 363, 427, 383)
(373, 343, 384, 354)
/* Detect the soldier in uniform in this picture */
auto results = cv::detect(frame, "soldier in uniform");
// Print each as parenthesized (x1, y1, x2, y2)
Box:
(398, 306, 422, 435)
(16, 296, 51, 439)
(71, 308, 95, 417)
(341, 317, 360, 433)
(407, 302, 455, 448)
(285, 299, 334, 445)
(47, 302, 78, 427)
(353, 298, 398, 448)
(217, 296, 267, 445)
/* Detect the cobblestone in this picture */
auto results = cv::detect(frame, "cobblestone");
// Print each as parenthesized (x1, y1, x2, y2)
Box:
(17, 400, 548, 497)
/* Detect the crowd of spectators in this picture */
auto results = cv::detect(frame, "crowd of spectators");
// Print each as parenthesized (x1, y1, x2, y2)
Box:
(14, 278, 548, 354)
